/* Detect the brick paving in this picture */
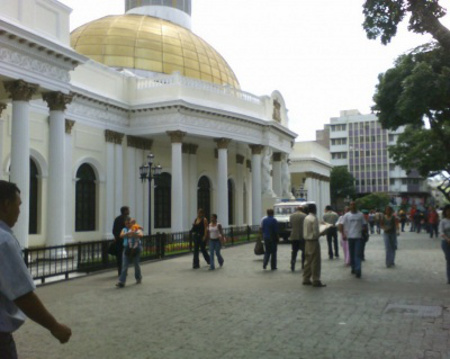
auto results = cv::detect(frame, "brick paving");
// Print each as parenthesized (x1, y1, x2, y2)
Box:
(14, 230, 450, 359)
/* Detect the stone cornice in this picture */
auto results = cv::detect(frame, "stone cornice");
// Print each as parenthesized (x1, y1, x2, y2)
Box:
(126, 136, 152, 150)
(105, 130, 124, 144)
(305, 171, 330, 182)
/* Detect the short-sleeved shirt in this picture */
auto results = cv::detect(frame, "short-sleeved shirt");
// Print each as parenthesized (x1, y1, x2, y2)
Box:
(341, 211, 367, 239)
(440, 218, 450, 238)
(322, 211, 339, 227)
(0, 221, 36, 333)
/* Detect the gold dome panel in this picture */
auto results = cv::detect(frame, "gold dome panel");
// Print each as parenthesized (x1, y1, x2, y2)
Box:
(71, 15, 240, 89)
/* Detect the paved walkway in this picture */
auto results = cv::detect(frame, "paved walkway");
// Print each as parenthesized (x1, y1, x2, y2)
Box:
(15, 230, 450, 359)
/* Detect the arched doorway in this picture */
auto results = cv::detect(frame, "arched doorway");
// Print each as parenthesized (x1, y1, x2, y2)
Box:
(75, 163, 96, 232)
(197, 176, 211, 220)
(154, 172, 171, 229)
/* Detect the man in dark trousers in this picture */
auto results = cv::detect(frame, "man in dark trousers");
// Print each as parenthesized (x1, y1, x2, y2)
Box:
(112, 206, 130, 276)
(0, 180, 71, 358)
(261, 209, 279, 270)
(289, 206, 307, 271)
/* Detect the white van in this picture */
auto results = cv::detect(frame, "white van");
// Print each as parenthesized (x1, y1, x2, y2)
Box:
(273, 200, 314, 241)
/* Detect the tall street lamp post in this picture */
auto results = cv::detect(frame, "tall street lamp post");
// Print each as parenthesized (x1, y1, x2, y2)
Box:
(139, 153, 162, 236)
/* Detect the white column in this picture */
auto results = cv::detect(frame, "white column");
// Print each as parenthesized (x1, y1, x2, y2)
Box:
(215, 138, 230, 226)
(64, 120, 75, 243)
(104, 139, 115, 239)
(0, 104, 6, 180)
(272, 152, 282, 197)
(5, 81, 38, 248)
(182, 144, 190, 229)
(114, 142, 124, 215)
(235, 155, 245, 226)
(44, 92, 72, 248)
(189, 144, 198, 227)
(250, 145, 263, 225)
(305, 176, 313, 202)
(168, 131, 186, 232)
(126, 144, 137, 215)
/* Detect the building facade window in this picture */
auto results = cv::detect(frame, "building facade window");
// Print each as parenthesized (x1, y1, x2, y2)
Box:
(29, 159, 38, 235)
(154, 172, 171, 228)
(197, 176, 211, 220)
(75, 163, 96, 232)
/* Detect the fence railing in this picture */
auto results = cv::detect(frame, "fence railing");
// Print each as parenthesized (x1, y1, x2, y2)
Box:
(24, 225, 260, 284)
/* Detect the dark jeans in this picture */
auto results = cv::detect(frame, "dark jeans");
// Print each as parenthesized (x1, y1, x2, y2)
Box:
(442, 240, 450, 283)
(115, 241, 124, 276)
(291, 239, 305, 270)
(193, 233, 210, 268)
(0, 332, 17, 359)
(326, 227, 339, 258)
(348, 237, 363, 273)
(430, 224, 439, 238)
(263, 238, 278, 269)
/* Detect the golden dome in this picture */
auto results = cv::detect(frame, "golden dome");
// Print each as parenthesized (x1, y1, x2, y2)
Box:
(70, 15, 240, 89)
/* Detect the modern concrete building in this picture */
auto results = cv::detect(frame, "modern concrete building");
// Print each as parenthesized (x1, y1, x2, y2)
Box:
(326, 109, 428, 207)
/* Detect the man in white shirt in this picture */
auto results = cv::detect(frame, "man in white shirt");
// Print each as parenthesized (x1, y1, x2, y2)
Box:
(339, 201, 367, 278)
(0, 181, 71, 358)
(303, 203, 326, 287)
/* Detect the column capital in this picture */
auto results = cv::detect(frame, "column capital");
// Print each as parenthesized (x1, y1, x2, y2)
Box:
(272, 152, 282, 162)
(182, 143, 190, 154)
(0, 103, 7, 116)
(167, 130, 186, 143)
(65, 119, 75, 134)
(4, 80, 39, 101)
(214, 138, 231, 149)
(246, 159, 252, 171)
(43, 92, 73, 111)
(126, 135, 153, 150)
(249, 144, 264, 155)
(236, 154, 245, 165)
(188, 144, 198, 155)
(105, 130, 124, 144)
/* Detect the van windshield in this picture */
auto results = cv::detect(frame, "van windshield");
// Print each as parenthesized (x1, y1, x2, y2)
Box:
(274, 206, 297, 215)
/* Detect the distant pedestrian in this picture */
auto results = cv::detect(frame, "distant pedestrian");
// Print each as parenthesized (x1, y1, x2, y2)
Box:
(368, 210, 376, 234)
(261, 209, 279, 270)
(398, 209, 407, 232)
(207, 214, 224, 270)
(0, 181, 72, 358)
(289, 206, 307, 271)
(439, 205, 450, 284)
(339, 201, 367, 278)
(322, 205, 339, 259)
(112, 206, 130, 276)
(303, 203, 326, 287)
(381, 206, 399, 268)
(338, 206, 350, 266)
(190, 209, 210, 269)
(374, 209, 382, 234)
(428, 206, 440, 239)
(116, 217, 143, 288)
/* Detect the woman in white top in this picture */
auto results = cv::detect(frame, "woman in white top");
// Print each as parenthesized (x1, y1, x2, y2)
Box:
(439, 205, 450, 284)
(207, 214, 225, 270)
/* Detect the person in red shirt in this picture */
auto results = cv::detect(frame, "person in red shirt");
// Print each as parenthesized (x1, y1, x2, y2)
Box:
(409, 205, 417, 232)
(428, 206, 440, 239)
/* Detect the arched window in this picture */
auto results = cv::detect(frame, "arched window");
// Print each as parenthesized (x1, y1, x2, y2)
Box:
(75, 164, 96, 232)
(154, 172, 171, 228)
(29, 159, 38, 234)
(228, 179, 234, 225)
(197, 176, 211, 220)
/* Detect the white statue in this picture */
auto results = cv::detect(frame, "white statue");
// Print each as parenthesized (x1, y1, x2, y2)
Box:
(261, 147, 275, 197)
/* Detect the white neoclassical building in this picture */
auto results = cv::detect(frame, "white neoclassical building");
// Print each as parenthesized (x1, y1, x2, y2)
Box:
(0, 0, 302, 248)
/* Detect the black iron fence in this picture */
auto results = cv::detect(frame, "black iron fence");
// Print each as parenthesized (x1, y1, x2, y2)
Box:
(24, 225, 260, 284)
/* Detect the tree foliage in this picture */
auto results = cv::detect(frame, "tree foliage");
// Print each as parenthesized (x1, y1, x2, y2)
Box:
(330, 166, 356, 207)
(355, 193, 390, 211)
(363, 0, 450, 201)
(362, 0, 450, 50)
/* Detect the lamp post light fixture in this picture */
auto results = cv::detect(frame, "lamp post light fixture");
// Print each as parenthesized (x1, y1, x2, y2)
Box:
(139, 153, 162, 236)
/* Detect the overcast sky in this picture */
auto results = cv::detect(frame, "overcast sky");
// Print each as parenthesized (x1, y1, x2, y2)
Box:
(59, 0, 448, 141)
